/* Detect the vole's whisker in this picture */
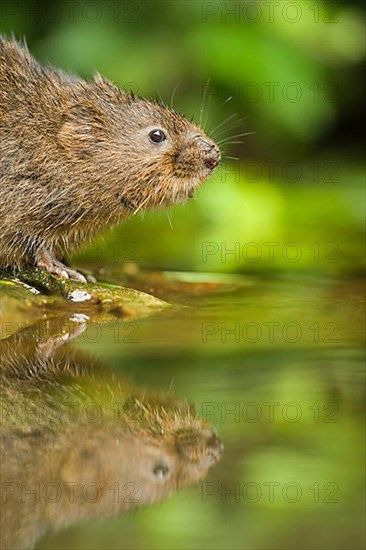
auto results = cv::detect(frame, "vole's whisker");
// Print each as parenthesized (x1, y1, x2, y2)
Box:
(168, 378, 175, 393)
(132, 196, 150, 215)
(199, 78, 210, 128)
(220, 95, 233, 107)
(166, 210, 173, 229)
(219, 139, 244, 149)
(210, 113, 238, 137)
(217, 131, 255, 144)
(154, 81, 165, 107)
(170, 81, 181, 110)
(212, 116, 250, 139)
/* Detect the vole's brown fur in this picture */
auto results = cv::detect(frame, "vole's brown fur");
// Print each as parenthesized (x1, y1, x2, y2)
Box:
(0, 38, 220, 281)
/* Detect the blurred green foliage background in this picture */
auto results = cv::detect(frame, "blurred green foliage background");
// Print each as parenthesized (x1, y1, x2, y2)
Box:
(1, 3, 365, 550)
(1, 0, 364, 275)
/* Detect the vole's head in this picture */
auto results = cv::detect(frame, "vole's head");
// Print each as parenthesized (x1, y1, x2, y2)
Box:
(112, 99, 221, 210)
(59, 398, 223, 512)
(58, 76, 221, 213)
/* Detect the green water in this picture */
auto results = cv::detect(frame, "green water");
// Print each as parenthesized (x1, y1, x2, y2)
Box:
(1, 273, 365, 550)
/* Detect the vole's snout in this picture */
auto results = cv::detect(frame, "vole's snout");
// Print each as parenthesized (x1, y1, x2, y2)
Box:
(206, 432, 224, 457)
(174, 427, 223, 467)
(205, 153, 220, 170)
(206, 433, 223, 450)
(196, 136, 221, 171)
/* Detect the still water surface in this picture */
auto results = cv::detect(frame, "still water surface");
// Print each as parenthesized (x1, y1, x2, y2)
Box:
(1, 273, 364, 549)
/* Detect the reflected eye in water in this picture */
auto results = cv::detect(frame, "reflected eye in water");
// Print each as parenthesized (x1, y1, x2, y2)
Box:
(153, 462, 170, 480)
(0, 320, 223, 550)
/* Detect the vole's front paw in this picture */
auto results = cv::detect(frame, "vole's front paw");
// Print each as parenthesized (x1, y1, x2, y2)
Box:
(36, 251, 87, 283)
(60, 265, 87, 283)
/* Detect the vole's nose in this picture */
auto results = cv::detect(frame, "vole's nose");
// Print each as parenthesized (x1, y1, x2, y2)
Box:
(196, 137, 221, 171)
(206, 433, 224, 454)
(205, 153, 220, 170)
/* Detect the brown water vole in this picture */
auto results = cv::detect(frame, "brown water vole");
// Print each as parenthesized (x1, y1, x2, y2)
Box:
(0, 38, 220, 282)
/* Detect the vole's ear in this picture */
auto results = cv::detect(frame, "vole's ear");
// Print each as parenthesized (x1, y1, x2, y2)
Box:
(57, 101, 108, 159)
(60, 442, 101, 483)
(94, 72, 131, 103)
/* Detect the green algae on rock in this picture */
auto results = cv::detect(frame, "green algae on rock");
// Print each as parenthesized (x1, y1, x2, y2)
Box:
(0, 268, 169, 339)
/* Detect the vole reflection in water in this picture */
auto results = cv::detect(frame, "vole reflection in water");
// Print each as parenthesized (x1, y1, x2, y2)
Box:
(0, 322, 223, 549)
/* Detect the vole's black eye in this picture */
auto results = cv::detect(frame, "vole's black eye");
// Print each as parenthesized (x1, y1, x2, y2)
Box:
(149, 129, 166, 144)
(153, 462, 170, 480)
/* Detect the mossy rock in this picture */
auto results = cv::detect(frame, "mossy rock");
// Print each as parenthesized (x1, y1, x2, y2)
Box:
(0, 268, 170, 338)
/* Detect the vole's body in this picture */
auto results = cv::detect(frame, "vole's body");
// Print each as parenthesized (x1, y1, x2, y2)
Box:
(0, 38, 220, 281)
